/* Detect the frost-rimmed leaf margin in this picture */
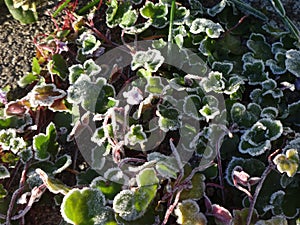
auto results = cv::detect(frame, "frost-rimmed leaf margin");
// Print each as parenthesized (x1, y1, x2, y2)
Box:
(71, 40, 227, 185)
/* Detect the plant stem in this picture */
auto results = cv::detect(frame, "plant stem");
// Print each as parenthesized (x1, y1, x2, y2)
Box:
(52, 0, 71, 17)
(167, 0, 176, 65)
(246, 149, 280, 225)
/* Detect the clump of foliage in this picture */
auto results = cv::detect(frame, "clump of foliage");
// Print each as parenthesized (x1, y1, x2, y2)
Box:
(1, 0, 300, 224)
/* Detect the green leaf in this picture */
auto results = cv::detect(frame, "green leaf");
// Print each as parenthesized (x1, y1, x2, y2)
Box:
(147, 152, 180, 179)
(225, 157, 265, 186)
(174, 6, 190, 25)
(0, 165, 10, 179)
(33, 122, 59, 161)
(91, 177, 122, 200)
(273, 149, 299, 177)
(136, 168, 159, 187)
(239, 118, 283, 156)
(61, 188, 107, 225)
(207, 0, 227, 16)
(190, 18, 224, 38)
(284, 100, 300, 125)
(146, 77, 164, 94)
(53, 155, 72, 174)
(212, 61, 234, 75)
(246, 33, 272, 61)
(180, 172, 205, 201)
(17, 72, 39, 88)
(4, 0, 38, 24)
(255, 216, 288, 225)
(156, 161, 178, 179)
(36, 169, 71, 195)
(157, 104, 181, 132)
(232, 208, 259, 225)
(106, 0, 132, 28)
(286, 49, 300, 77)
(18, 147, 33, 164)
(29, 83, 66, 107)
(174, 200, 207, 225)
(125, 124, 147, 146)
(200, 71, 225, 93)
(269, 0, 286, 17)
(48, 54, 68, 80)
(113, 168, 158, 221)
(140, 2, 168, 19)
(228, 0, 268, 21)
(131, 49, 164, 72)
(0, 128, 16, 151)
(243, 60, 268, 85)
(260, 107, 279, 119)
(120, 9, 138, 28)
(77, 32, 101, 55)
(0, 184, 7, 199)
(68, 59, 101, 84)
(266, 52, 287, 75)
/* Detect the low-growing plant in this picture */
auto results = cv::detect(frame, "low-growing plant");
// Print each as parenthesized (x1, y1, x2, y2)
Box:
(1, 0, 300, 224)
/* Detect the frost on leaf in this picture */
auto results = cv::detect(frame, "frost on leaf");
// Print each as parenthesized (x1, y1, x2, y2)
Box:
(0, 165, 10, 179)
(174, 6, 190, 25)
(239, 119, 283, 156)
(190, 18, 224, 38)
(242, 60, 268, 85)
(250, 79, 283, 108)
(261, 107, 279, 119)
(0, 128, 16, 151)
(210, 204, 233, 225)
(157, 104, 181, 132)
(120, 9, 138, 28)
(284, 100, 300, 125)
(224, 76, 245, 95)
(5, 100, 30, 117)
(147, 152, 179, 179)
(255, 216, 288, 225)
(266, 52, 287, 75)
(67, 75, 116, 113)
(33, 122, 59, 161)
(174, 200, 207, 225)
(199, 95, 220, 122)
(29, 84, 66, 107)
(183, 94, 201, 120)
(230, 103, 261, 128)
(233, 208, 259, 225)
(36, 169, 70, 195)
(212, 61, 234, 75)
(140, 2, 168, 28)
(77, 31, 101, 55)
(61, 188, 107, 225)
(225, 157, 265, 186)
(113, 168, 158, 221)
(285, 49, 300, 77)
(200, 71, 225, 93)
(9, 137, 26, 154)
(273, 149, 299, 177)
(68, 59, 101, 84)
(125, 124, 147, 146)
(106, 0, 132, 28)
(91, 176, 122, 200)
(123, 86, 143, 105)
(180, 172, 205, 201)
(131, 49, 164, 72)
(246, 33, 272, 61)
(146, 77, 165, 94)
(207, 0, 227, 16)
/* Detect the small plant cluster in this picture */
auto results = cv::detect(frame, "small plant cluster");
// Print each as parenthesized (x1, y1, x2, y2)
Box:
(1, 0, 300, 224)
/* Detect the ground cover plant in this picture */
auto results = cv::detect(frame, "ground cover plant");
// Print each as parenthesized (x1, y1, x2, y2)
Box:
(0, 0, 300, 224)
